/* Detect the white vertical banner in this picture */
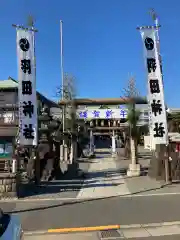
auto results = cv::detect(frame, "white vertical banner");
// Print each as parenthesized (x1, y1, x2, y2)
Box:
(140, 27, 168, 146)
(17, 29, 37, 146)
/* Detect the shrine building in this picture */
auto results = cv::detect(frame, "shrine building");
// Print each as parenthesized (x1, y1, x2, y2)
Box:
(59, 97, 148, 150)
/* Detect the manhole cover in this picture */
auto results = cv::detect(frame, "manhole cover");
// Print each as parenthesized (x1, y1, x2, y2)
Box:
(99, 230, 122, 239)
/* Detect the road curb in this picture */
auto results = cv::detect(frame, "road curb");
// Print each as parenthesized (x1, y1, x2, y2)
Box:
(2, 191, 180, 203)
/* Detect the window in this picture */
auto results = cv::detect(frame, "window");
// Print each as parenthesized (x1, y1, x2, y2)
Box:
(0, 142, 13, 158)
(3, 112, 14, 123)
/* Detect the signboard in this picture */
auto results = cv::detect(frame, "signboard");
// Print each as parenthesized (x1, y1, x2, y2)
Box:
(77, 108, 128, 119)
(140, 27, 168, 146)
(17, 28, 37, 146)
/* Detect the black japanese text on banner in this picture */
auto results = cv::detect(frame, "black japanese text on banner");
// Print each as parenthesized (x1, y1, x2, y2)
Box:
(140, 27, 168, 146)
(17, 29, 37, 146)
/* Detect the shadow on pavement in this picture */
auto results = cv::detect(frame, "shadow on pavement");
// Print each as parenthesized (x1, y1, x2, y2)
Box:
(95, 151, 111, 155)
(18, 179, 121, 199)
(84, 167, 149, 179)
(18, 168, 87, 198)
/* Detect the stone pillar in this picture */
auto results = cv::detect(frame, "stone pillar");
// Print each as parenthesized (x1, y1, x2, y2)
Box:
(69, 143, 73, 164)
(69, 141, 77, 165)
(101, 120, 104, 126)
(95, 119, 98, 127)
(112, 130, 116, 157)
(60, 144, 68, 174)
(113, 120, 116, 127)
(90, 120, 93, 127)
(89, 130, 94, 156)
(127, 138, 141, 177)
(108, 121, 111, 127)
(0, 173, 19, 198)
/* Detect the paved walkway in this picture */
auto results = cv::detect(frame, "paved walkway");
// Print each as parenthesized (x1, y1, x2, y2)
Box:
(76, 156, 130, 199)
(76, 152, 163, 199)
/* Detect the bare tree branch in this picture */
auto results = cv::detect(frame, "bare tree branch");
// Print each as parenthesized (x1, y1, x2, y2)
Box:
(56, 73, 77, 100)
(122, 76, 140, 99)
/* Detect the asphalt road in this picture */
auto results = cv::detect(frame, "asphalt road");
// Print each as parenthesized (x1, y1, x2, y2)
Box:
(1, 194, 180, 232)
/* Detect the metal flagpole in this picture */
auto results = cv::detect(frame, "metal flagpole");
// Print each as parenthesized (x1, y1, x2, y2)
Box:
(60, 20, 65, 151)
(150, 9, 162, 76)
(27, 16, 40, 184)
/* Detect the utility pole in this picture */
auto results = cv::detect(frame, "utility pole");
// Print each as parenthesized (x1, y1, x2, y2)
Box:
(60, 20, 65, 139)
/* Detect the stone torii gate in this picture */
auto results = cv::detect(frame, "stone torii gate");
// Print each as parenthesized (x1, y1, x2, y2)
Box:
(59, 97, 147, 156)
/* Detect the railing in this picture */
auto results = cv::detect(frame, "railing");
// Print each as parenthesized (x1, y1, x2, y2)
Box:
(0, 111, 18, 125)
(0, 116, 18, 125)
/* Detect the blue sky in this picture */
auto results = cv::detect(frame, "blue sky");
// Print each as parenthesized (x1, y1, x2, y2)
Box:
(0, 0, 179, 107)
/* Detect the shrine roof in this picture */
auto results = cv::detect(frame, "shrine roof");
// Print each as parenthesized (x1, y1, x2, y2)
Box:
(59, 97, 147, 105)
(0, 77, 18, 89)
(0, 77, 60, 108)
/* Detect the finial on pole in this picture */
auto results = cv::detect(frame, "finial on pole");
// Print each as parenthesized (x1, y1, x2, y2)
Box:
(27, 15, 34, 28)
(149, 8, 157, 21)
(12, 14, 38, 32)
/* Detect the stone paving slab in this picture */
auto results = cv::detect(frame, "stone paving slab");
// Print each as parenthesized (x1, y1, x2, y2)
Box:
(119, 222, 180, 238)
(123, 176, 162, 195)
(128, 235, 180, 240)
(121, 227, 151, 238)
(24, 232, 99, 239)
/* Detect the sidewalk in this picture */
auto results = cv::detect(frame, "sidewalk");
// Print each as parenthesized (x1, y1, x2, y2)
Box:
(24, 221, 180, 239)
(25, 232, 98, 240)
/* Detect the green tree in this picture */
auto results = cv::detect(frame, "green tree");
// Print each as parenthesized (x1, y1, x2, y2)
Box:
(122, 77, 145, 163)
(168, 112, 180, 133)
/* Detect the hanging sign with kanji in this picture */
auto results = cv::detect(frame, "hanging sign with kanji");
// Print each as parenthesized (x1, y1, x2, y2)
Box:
(17, 29, 37, 146)
(140, 27, 168, 145)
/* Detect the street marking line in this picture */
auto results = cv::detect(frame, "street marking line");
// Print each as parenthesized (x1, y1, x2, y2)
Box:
(123, 192, 180, 198)
(48, 225, 120, 233)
